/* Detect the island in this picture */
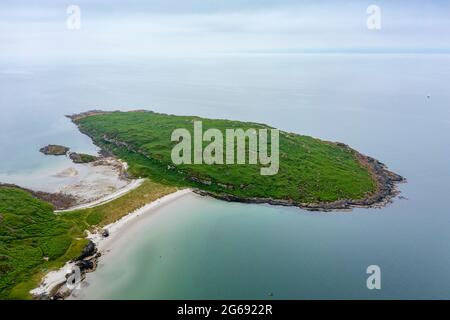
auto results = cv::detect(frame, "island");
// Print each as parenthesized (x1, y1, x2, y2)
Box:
(69, 110, 404, 211)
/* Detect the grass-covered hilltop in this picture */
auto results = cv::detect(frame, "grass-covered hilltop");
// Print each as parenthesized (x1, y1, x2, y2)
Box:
(70, 110, 404, 210)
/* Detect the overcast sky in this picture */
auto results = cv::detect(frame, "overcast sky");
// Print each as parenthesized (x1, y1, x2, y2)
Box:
(1, 0, 450, 59)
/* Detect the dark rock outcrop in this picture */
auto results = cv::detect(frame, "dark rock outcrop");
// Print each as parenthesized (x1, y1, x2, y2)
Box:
(76, 241, 97, 261)
(76, 259, 94, 271)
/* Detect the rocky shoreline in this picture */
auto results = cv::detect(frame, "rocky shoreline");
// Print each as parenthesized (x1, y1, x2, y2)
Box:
(32, 240, 102, 300)
(193, 147, 405, 212)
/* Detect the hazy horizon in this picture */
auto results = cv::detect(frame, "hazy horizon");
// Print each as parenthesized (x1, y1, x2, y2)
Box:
(2, 0, 450, 60)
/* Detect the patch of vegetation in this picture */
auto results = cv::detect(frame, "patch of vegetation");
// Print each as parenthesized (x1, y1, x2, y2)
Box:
(69, 152, 98, 164)
(0, 187, 86, 299)
(0, 180, 176, 299)
(75, 111, 376, 203)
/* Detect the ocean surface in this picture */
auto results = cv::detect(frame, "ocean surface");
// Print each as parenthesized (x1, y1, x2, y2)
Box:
(1, 54, 450, 299)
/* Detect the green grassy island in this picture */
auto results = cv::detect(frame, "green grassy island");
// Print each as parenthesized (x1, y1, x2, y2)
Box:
(70, 110, 404, 210)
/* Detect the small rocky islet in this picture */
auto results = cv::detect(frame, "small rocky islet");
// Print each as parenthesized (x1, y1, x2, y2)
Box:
(39, 144, 70, 156)
(39, 144, 98, 164)
(68, 152, 99, 164)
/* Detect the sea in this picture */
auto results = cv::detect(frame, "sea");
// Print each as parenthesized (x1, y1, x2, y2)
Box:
(1, 53, 450, 299)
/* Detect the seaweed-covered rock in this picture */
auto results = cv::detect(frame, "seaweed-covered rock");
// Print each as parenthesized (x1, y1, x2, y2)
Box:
(39, 145, 69, 156)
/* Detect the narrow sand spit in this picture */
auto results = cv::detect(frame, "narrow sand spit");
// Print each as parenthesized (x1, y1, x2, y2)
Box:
(31, 189, 193, 298)
(55, 178, 145, 213)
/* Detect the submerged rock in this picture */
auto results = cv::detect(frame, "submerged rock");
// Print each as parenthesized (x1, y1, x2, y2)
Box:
(53, 167, 78, 178)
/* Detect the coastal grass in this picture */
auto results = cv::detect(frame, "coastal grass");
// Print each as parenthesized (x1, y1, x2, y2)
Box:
(75, 111, 376, 204)
(61, 179, 177, 228)
(0, 180, 177, 299)
(0, 187, 87, 299)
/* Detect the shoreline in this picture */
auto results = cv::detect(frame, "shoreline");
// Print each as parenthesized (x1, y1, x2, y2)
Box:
(30, 188, 192, 299)
(193, 148, 406, 212)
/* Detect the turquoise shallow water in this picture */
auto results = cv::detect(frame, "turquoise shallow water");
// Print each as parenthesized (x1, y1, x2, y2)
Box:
(1, 54, 450, 298)
(75, 191, 446, 300)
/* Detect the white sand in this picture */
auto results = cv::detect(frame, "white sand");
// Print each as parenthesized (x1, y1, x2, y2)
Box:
(88, 188, 192, 251)
(55, 178, 145, 213)
(30, 261, 76, 297)
(30, 188, 193, 298)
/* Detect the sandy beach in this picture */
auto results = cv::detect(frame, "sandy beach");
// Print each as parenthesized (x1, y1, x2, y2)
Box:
(31, 188, 193, 298)
(88, 188, 193, 251)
